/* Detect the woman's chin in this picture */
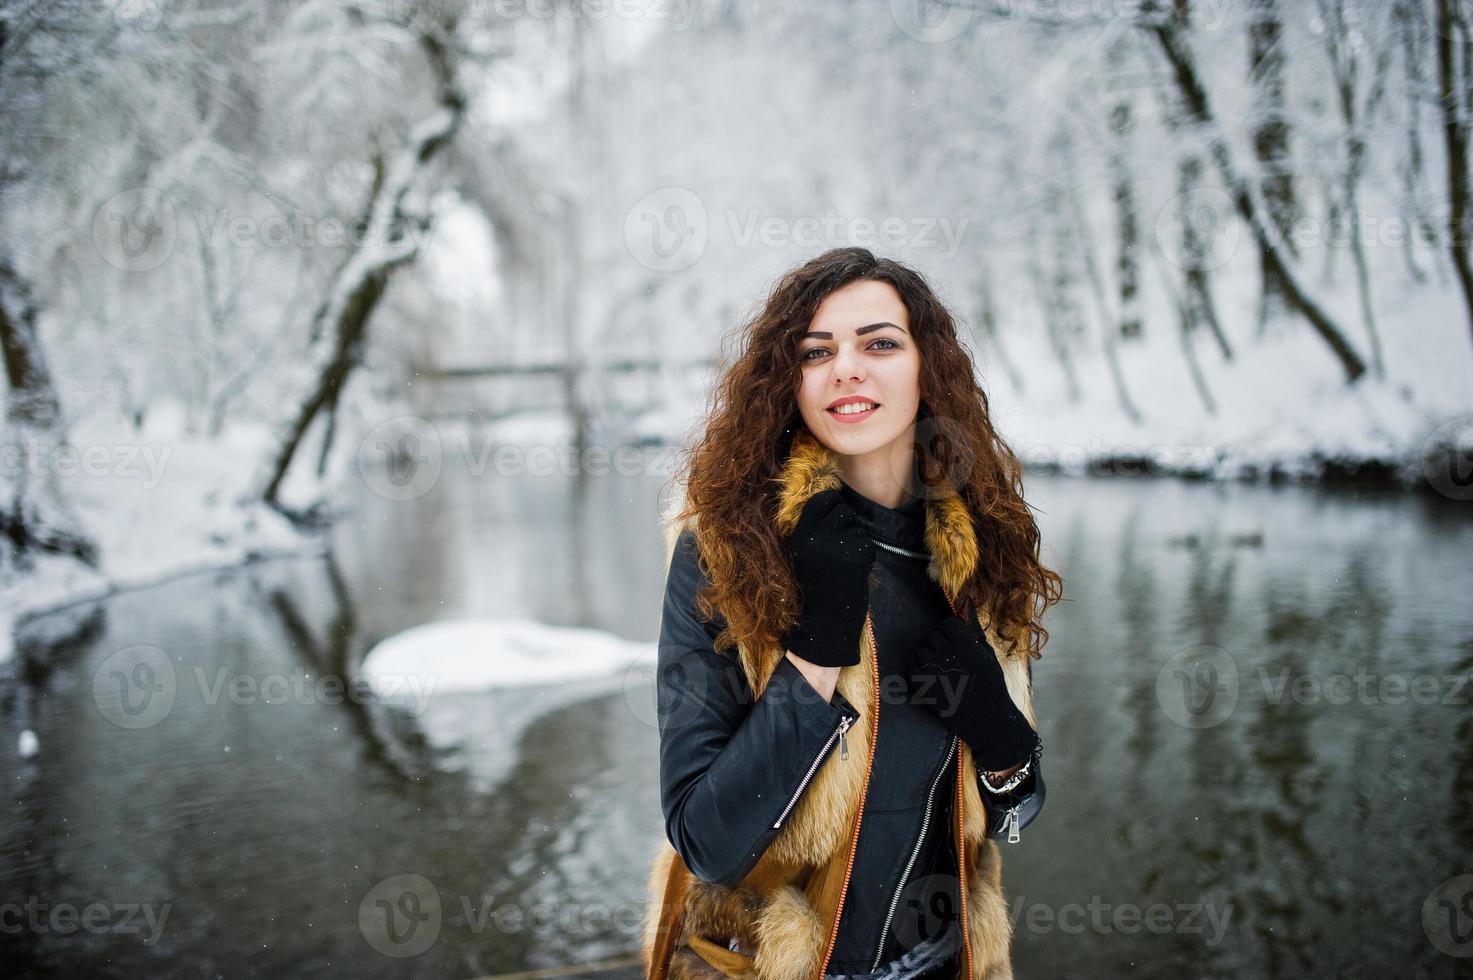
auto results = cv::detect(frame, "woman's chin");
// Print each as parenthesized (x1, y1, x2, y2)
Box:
(820, 425, 902, 459)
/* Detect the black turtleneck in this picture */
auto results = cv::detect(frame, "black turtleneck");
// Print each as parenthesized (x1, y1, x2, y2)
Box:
(825, 479, 963, 974)
(837, 480, 929, 552)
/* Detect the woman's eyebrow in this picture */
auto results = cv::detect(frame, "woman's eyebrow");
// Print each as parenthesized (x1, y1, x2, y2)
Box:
(802, 321, 906, 339)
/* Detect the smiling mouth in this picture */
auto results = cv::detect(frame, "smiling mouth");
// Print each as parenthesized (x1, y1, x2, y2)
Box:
(827, 401, 880, 416)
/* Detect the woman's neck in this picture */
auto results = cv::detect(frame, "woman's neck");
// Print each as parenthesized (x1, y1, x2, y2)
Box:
(835, 444, 917, 509)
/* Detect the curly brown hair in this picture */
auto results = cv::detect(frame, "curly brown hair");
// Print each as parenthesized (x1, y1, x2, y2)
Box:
(665, 246, 1062, 662)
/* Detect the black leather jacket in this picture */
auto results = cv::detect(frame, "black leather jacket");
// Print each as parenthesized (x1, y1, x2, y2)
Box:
(655, 482, 1045, 971)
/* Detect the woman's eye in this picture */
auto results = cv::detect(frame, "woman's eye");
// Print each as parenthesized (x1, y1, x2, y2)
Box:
(802, 339, 897, 361)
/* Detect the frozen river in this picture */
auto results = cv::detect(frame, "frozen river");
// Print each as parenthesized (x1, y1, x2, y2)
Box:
(2, 458, 1470, 978)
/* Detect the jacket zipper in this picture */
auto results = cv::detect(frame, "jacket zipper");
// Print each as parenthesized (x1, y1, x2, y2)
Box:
(814, 614, 880, 979)
(870, 734, 958, 971)
(1004, 804, 1021, 843)
(772, 714, 852, 830)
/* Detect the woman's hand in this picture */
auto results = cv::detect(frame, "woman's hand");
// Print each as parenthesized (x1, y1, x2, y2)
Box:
(780, 488, 876, 668)
(785, 650, 840, 703)
(907, 615, 1039, 772)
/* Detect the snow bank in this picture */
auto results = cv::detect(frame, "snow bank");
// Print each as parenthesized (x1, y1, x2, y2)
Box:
(356, 617, 654, 793)
(356, 616, 650, 696)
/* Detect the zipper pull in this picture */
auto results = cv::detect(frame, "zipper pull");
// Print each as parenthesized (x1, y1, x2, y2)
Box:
(838, 716, 852, 760)
(1005, 806, 1021, 843)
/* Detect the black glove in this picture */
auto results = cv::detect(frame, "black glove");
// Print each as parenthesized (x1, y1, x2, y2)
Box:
(780, 488, 877, 668)
(908, 615, 1039, 772)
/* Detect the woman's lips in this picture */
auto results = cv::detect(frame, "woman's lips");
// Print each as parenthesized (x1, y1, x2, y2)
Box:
(827, 403, 879, 423)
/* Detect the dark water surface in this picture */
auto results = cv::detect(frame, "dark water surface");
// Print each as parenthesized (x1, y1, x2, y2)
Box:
(2, 461, 1470, 978)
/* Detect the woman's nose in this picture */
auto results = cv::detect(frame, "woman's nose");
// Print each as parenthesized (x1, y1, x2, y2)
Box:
(831, 345, 865, 382)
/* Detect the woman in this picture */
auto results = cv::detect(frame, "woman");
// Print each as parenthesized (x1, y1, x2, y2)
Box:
(641, 247, 1062, 980)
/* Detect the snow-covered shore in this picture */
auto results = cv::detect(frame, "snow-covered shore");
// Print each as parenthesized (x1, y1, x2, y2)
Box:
(0, 401, 326, 637)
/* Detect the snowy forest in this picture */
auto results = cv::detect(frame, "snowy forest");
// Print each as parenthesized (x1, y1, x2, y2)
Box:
(2, 0, 1472, 618)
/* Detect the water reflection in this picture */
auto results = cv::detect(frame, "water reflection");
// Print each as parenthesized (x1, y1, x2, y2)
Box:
(1, 466, 1470, 978)
(1007, 480, 1473, 978)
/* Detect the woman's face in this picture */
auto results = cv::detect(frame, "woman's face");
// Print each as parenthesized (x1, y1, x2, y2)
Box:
(795, 278, 921, 461)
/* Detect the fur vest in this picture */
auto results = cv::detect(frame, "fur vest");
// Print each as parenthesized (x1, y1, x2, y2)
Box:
(640, 430, 1037, 979)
